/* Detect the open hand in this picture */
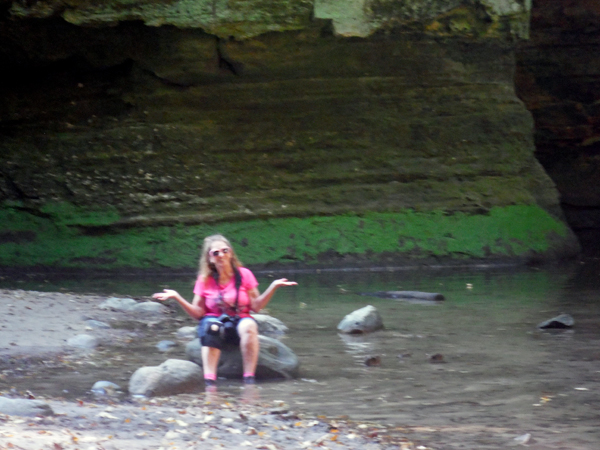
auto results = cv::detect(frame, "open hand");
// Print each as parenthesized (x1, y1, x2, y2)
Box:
(271, 278, 298, 288)
(152, 289, 179, 301)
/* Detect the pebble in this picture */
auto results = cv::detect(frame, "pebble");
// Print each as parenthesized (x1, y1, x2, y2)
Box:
(85, 319, 111, 329)
(429, 353, 445, 363)
(91, 381, 121, 395)
(156, 340, 177, 352)
(365, 355, 382, 366)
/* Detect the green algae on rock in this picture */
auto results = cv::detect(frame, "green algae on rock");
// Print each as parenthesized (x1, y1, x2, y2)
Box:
(0, 203, 576, 269)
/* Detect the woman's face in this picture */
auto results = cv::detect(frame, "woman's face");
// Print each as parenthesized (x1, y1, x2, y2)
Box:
(208, 240, 231, 269)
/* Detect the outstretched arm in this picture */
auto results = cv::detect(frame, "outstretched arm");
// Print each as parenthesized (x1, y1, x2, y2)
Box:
(250, 278, 297, 313)
(152, 290, 205, 320)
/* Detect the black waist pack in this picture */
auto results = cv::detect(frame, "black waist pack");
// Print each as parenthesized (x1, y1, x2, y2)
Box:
(204, 314, 240, 341)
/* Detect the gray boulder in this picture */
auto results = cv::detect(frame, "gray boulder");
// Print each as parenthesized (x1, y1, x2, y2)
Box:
(337, 305, 384, 334)
(67, 334, 99, 349)
(131, 301, 169, 315)
(156, 340, 177, 352)
(129, 359, 203, 397)
(186, 335, 299, 379)
(176, 326, 198, 340)
(98, 297, 168, 317)
(99, 297, 138, 312)
(253, 314, 289, 337)
(0, 397, 54, 416)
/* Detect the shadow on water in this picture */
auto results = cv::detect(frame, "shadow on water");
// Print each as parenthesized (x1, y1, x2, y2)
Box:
(2, 261, 600, 448)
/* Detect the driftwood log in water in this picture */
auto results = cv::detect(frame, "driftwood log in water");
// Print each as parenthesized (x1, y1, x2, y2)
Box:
(360, 291, 445, 301)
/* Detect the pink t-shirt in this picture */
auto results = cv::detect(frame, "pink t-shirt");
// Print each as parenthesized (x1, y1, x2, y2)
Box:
(193, 267, 259, 318)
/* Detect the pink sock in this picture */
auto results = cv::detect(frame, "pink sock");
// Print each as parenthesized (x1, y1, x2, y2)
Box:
(243, 372, 255, 378)
(204, 373, 216, 381)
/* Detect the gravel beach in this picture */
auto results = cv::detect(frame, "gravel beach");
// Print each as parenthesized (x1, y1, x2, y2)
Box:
(0, 392, 409, 450)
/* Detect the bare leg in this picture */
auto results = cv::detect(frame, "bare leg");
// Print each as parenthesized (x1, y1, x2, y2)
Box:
(238, 318, 259, 376)
(201, 345, 221, 379)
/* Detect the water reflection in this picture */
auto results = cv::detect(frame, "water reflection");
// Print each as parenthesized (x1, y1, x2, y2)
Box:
(338, 333, 378, 358)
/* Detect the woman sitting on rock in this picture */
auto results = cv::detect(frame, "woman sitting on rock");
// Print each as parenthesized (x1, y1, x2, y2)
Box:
(152, 234, 297, 386)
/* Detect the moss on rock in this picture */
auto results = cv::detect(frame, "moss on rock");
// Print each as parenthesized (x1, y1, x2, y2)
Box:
(0, 202, 577, 269)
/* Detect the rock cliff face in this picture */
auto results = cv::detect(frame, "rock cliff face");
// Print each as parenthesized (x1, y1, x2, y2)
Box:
(516, 0, 600, 251)
(0, 1, 579, 270)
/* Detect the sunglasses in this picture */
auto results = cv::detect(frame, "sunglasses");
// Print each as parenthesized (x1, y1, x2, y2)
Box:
(210, 248, 230, 257)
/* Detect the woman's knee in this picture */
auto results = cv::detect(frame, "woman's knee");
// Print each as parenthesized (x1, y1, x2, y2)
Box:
(238, 319, 258, 338)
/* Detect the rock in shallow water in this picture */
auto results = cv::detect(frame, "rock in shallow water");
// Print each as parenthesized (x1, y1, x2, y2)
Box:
(185, 335, 299, 379)
(537, 314, 575, 329)
(253, 314, 289, 337)
(129, 359, 203, 397)
(337, 305, 384, 334)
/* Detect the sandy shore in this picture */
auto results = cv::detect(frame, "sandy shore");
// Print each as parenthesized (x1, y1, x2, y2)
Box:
(0, 392, 405, 450)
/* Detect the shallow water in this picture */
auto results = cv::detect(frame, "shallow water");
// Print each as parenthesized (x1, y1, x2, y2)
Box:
(3, 262, 600, 448)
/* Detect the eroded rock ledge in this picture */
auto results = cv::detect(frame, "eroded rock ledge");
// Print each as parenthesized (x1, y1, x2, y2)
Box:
(0, 1, 579, 269)
(8, 0, 531, 39)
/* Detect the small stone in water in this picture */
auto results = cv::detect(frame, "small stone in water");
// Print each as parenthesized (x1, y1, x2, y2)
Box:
(430, 353, 445, 363)
(513, 433, 531, 445)
(364, 355, 381, 366)
(537, 314, 574, 329)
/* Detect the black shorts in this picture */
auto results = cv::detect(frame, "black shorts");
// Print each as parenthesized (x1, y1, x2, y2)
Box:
(198, 315, 255, 350)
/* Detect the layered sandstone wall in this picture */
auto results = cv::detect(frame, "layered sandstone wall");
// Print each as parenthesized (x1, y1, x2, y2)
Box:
(0, 0, 579, 269)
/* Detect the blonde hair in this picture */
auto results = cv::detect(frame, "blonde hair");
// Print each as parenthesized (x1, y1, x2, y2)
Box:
(198, 234, 243, 281)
